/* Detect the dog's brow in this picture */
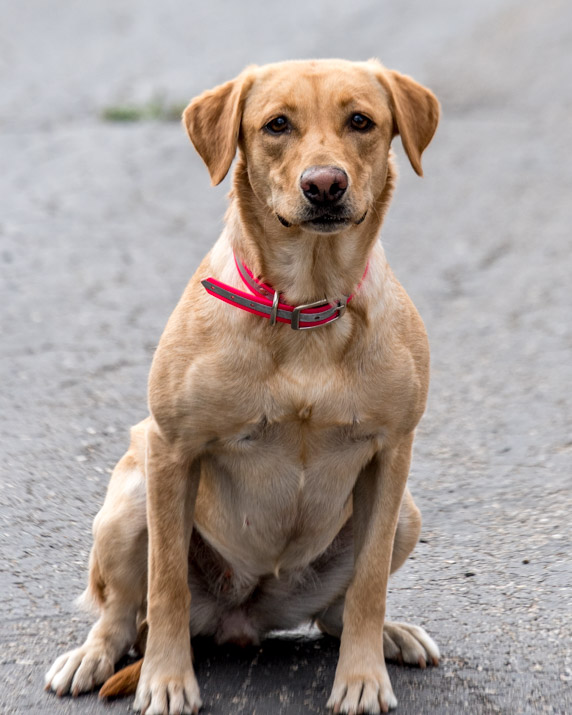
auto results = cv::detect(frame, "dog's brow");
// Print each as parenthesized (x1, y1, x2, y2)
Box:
(338, 88, 380, 108)
(258, 102, 299, 118)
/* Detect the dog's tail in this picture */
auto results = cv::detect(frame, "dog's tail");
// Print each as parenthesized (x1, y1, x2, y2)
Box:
(99, 659, 142, 699)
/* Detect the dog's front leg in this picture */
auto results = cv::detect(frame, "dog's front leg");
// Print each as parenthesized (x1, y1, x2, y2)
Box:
(327, 434, 414, 714)
(134, 421, 202, 715)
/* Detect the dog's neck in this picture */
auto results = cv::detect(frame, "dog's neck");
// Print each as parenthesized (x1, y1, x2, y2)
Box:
(227, 155, 396, 306)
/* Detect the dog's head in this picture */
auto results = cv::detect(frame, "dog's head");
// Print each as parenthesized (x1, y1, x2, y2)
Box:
(184, 59, 439, 235)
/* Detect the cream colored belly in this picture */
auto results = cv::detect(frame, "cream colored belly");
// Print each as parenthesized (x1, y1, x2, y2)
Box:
(193, 420, 381, 579)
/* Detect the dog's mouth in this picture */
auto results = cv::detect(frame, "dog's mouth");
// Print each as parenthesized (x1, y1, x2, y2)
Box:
(276, 208, 368, 234)
(304, 214, 351, 233)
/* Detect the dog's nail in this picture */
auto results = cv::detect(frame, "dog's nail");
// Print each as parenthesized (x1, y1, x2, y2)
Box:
(380, 701, 389, 714)
(432, 656, 439, 667)
(418, 656, 426, 669)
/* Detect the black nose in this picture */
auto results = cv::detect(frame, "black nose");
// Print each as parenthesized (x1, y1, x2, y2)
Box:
(300, 166, 348, 205)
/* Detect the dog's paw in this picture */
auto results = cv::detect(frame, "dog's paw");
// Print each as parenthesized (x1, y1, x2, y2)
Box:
(45, 646, 114, 696)
(133, 659, 202, 714)
(383, 621, 440, 668)
(327, 664, 397, 714)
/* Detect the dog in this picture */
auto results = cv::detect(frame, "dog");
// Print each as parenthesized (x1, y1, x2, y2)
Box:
(45, 58, 440, 714)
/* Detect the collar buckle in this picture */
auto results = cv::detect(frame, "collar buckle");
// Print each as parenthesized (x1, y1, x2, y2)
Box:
(269, 291, 279, 327)
(291, 296, 348, 330)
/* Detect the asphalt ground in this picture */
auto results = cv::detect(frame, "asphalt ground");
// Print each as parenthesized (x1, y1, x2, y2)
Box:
(1, 1, 571, 713)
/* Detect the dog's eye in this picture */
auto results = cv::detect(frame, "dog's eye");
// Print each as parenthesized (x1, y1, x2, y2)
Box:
(264, 116, 289, 134)
(350, 113, 374, 131)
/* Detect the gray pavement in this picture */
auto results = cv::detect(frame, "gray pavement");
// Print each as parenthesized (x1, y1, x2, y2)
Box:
(1, 1, 571, 713)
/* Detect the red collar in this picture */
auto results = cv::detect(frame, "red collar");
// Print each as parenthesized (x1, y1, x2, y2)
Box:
(201, 255, 367, 331)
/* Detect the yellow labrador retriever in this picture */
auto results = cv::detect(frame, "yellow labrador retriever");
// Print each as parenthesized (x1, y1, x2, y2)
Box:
(45, 59, 440, 714)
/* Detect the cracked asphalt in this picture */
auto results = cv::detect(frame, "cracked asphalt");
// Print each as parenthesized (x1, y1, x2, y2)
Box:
(1, 1, 570, 713)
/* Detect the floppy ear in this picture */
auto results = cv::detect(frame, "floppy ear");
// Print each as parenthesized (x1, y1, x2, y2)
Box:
(183, 68, 255, 185)
(373, 64, 440, 176)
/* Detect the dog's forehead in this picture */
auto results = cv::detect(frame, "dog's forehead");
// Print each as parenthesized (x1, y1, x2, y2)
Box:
(244, 60, 388, 119)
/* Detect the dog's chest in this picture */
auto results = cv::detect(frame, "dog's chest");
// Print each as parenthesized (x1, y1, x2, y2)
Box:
(194, 361, 383, 575)
(225, 359, 382, 450)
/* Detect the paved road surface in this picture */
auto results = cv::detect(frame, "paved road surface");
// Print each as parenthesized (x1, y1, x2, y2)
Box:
(1, 1, 571, 713)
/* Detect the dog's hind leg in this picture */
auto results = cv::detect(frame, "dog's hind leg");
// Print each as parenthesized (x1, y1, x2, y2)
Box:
(316, 489, 439, 666)
(45, 420, 150, 696)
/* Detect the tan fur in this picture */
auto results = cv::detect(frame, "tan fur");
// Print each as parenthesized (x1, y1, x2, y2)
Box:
(45, 59, 440, 714)
(99, 659, 142, 699)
